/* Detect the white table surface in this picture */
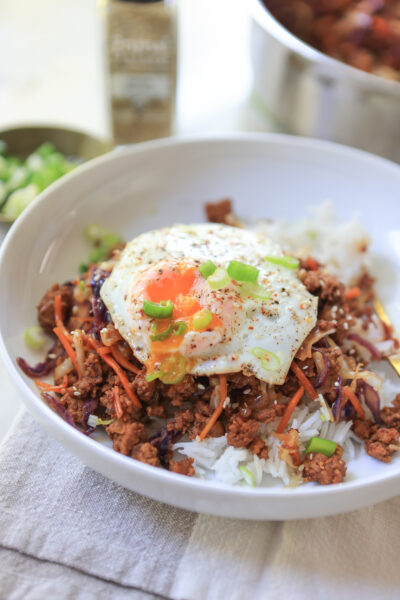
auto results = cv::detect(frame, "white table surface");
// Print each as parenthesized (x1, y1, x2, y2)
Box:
(0, 0, 278, 443)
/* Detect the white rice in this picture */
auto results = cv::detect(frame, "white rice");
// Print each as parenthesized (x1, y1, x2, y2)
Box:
(173, 203, 400, 488)
(173, 402, 368, 487)
(254, 201, 370, 286)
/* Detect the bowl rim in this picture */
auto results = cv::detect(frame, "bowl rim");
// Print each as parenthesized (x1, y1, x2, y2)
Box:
(2, 132, 400, 512)
(249, 0, 400, 94)
(0, 123, 110, 143)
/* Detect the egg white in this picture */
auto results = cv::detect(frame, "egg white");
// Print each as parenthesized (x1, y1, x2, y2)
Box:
(100, 223, 318, 384)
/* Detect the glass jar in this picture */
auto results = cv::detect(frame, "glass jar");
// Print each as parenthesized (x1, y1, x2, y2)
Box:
(103, 0, 177, 145)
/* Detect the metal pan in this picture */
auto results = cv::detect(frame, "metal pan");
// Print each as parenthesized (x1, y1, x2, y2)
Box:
(250, 0, 400, 163)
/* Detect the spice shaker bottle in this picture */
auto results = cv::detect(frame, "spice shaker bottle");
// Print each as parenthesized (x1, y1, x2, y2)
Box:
(104, 0, 177, 145)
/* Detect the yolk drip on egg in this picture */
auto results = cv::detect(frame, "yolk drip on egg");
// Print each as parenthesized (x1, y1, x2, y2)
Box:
(144, 263, 222, 373)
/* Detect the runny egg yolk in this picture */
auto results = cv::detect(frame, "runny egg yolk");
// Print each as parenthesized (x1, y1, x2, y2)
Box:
(145, 265, 196, 304)
(144, 265, 222, 367)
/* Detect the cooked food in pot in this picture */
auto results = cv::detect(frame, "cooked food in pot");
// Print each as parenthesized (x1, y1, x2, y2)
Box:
(263, 0, 400, 81)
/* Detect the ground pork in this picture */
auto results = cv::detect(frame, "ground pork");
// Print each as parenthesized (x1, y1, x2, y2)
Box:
(365, 428, 400, 463)
(381, 394, 400, 430)
(298, 268, 345, 305)
(188, 398, 225, 440)
(37, 283, 73, 333)
(132, 442, 160, 467)
(252, 402, 286, 424)
(228, 372, 260, 393)
(160, 375, 197, 406)
(169, 457, 195, 476)
(204, 198, 232, 223)
(227, 415, 259, 448)
(249, 436, 269, 459)
(167, 409, 195, 435)
(302, 445, 347, 485)
(133, 370, 157, 404)
(106, 420, 147, 456)
(352, 418, 376, 440)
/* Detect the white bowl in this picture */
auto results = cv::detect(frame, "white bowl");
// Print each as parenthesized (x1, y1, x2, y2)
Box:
(1, 134, 400, 520)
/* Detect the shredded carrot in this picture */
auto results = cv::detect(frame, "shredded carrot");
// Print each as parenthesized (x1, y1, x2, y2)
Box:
(110, 344, 140, 374)
(54, 294, 73, 341)
(342, 385, 366, 420)
(291, 361, 318, 400)
(35, 375, 68, 393)
(345, 286, 361, 300)
(87, 336, 142, 410)
(306, 256, 319, 271)
(113, 386, 124, 419)
(276, 386, 305, 434)
(53, 327, 82, 377)
(199, 374, 227, 441)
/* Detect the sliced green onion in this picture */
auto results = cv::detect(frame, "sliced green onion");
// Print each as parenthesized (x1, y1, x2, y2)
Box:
(89, 246, 109, 264)
(24, 326, 45, 350)
(84, 224, 122, 247)
(207, 267, 231, 290)
(159, 354, 186, 385)
(174, 321, 188, 336)
(305, 437, 337, 457)
(240, 282, 271, 301)
(199, 260, 217, 279)
(251, 347, 281, 372)
(87, 414, 115, 428)
(79, 280, 85, 292)
(264, 255, 300, 270)
(240, 465, 256, 487)
(150, 321, 174, 342)
(143, 299, 173, 319)
(227, 260, 259, 283)
(145, 371, 162, 382)
(193, 308, 212, 330)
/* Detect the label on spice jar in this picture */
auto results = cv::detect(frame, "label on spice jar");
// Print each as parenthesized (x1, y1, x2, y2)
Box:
(111, 72, 171, 108)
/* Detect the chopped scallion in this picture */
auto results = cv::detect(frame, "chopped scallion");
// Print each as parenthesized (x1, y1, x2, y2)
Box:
(159, 354, 186, 385)
(143, 299, 173, 319)
(305, 437, 337, 457)
(240, 465, 256, 487)
(207, 267, 230, 290)
(24, 326, 45, 350)
(193, 308, 212, 330)
(227, 260, 259, 283)
(87, 414, 115, 428)
(264, 255, 300, 270)
(174, 321, 188, 336)
(199, 260, 217, 279)
(145, 371, 162, 382)
(240, 282, 270, 300)
(251, 347, 281, 372)
(150, 321, 174, 342)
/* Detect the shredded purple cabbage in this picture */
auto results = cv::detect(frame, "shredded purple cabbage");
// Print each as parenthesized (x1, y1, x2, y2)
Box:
(82, 398, 98, 435)
(90, 268, 111, 333)
(150, 427, 182, 467)
(347, 333, 381, 361)
(17, 355, 56, 379)
(356, 379, 381, 423)
(41, 391, 77, 428)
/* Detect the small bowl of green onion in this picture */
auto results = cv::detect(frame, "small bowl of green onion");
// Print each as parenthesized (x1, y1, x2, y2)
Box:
(0, 126, 111, 222)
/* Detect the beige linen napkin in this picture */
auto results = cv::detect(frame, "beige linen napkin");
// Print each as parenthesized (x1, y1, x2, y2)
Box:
(1, 410, 399, 600)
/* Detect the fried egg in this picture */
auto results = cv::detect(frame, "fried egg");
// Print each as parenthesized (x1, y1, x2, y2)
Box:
(100, 224, 318, 384)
